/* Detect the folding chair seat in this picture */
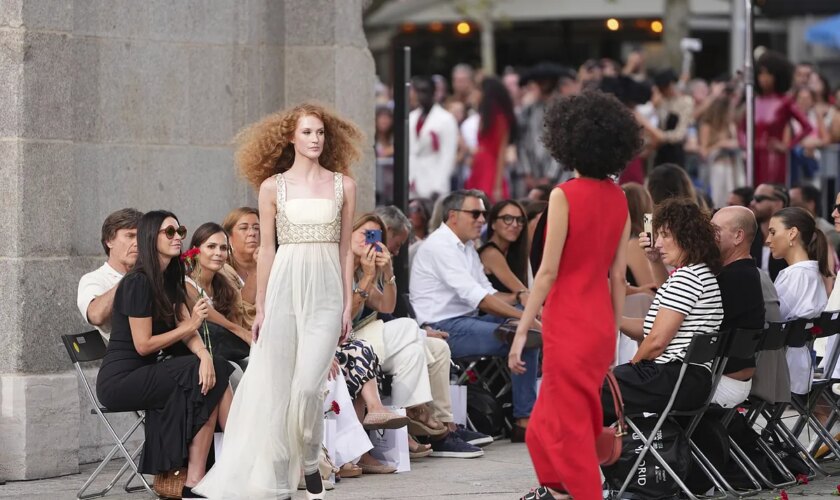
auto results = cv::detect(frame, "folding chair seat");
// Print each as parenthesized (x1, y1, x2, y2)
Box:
(61, 331, 155, 499)
(611, 332, 728, 500)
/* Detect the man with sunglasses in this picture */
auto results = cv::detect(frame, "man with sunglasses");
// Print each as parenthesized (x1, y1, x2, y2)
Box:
(749, 184, 789, 281)
(77, 208, 143, 341)
(410, 190, 540, 440)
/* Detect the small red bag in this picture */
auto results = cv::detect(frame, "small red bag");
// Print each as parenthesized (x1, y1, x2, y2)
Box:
(598, 371, 626, 465)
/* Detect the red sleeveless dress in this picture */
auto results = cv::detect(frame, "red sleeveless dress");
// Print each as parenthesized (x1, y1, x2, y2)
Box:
(526, 177, 628, 499)
(465, 112, 510, 203)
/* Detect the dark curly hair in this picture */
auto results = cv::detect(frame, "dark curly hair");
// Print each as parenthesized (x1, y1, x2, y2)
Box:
(757, 51, 794, 95)
(652, 198, 721, 274)
(542, 90, 642, 179)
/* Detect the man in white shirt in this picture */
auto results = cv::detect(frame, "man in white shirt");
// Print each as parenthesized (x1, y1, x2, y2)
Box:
(77, 208, 143, 341)
(409, 76, 459, 200)
(410, 190, 540, 433)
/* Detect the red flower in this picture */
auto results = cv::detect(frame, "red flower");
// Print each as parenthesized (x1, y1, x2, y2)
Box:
(180, 247, 200, 262)
(331, 401, 341, 415)
(836, 484, 840, 495)
(811, 325, 824, 336)
(466, 370, 478, 384)
(796, 473, 808, 484)
(777, 490, 788, 500)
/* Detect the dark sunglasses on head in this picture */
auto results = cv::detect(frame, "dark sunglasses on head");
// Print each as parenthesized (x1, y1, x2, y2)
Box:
(159, 225, 187, 239)
(499, 215, 527, 226)
(455, 209, 487, 220)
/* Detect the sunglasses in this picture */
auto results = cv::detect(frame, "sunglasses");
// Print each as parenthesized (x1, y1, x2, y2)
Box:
(455, 209, 487, 220)
(834, 204, 840, 214)
(499, 215, 527, 226)
(753, 195, 780, 203)
(159, 225, 187, 239)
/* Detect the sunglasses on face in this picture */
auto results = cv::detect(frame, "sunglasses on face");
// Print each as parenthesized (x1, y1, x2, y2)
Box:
(834, 204, 840, 214)
(499, 215, 526, 226)
(159, 225, 187, 239)
(455, 209, 487, 220)
(753, 195, 780, 203)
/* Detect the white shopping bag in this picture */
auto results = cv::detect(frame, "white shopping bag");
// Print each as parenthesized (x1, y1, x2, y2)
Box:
(368, 408, 410, 473)
(450, 384, 467, 426)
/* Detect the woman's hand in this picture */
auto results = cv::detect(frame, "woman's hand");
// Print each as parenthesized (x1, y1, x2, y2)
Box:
(339, 307, 352, 346)
(197, 350, 216, 396)
(236, 326, 254, 345)
(638, 232, 662, 262)
(328, 357, 340, 381)
(374, 244, 393, 274)
(508, 327, 529, 375)
(190, 298, 210, 331)
(361, 245, 377, 278)
(423, 326, 449, 340)
(252, 310, 264, 343)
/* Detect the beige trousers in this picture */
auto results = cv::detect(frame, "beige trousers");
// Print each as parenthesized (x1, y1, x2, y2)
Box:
(426, 336, 454, 423)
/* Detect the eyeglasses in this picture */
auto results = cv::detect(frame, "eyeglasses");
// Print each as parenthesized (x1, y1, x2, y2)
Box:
(455, 209, 487, 220)
(159, 225, 187, 239)
(499, 215, 526, 226)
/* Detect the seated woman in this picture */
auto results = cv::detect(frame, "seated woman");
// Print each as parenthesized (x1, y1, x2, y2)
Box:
(96, 211, 233, 497)
(768, 207, 830, 395)
(610, 198, 724, 421)
(479, 200, 531, 306)
(621, 182, 657, 294)
(184, 223, 252, 367)
(220, 207, 259, 329)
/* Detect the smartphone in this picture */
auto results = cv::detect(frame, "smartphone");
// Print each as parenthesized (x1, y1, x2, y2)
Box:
(364, 229, 383, 252)
(643, 213, 653, 247)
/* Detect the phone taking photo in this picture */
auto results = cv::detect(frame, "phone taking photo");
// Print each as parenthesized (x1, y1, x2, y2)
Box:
(364, 229, 383, 252)
(643, 213, 653, 247)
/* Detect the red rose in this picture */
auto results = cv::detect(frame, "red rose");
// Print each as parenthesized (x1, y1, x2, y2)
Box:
(796, 473, 808, 484)
(466, 370, 478, 384)
(779, 490, 788, 500)
(331, 401, 341, 415)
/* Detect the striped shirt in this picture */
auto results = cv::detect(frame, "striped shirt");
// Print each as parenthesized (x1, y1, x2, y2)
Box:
(643, 263, 723, 364)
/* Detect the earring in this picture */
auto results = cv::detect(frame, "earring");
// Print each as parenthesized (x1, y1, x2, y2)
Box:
(789, 240, 793, 247)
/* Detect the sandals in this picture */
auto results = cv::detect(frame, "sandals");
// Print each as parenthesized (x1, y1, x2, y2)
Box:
(406, 405, 448, 436)
(362, 412, 409, 430)
(338, 463, 362, 479)
(521, 486, 570, 500)
(408, 438, 433, 459)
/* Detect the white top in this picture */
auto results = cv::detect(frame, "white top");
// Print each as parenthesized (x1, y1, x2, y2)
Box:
(185, 276, 215, 307)
(408, 104, 459, 199)
(461, 113, 480, 151)
(643, 264, 723, 364)
(775, 260, 827, 321)
(76, 262, 124, 341)
(409, 223, 497, 326)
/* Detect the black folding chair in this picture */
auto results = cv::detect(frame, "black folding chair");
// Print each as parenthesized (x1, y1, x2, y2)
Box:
(612, 332, 727, 500)
(61, 331, 155, 499)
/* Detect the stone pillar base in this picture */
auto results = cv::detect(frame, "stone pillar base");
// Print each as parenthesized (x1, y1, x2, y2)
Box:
(0, 372, 80, 480)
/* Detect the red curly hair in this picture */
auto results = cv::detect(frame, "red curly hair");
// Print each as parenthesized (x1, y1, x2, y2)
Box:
(236, 102, 364, 190)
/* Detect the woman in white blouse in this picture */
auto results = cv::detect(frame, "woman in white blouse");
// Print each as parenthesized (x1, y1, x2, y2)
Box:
(768, 207, 831, 394)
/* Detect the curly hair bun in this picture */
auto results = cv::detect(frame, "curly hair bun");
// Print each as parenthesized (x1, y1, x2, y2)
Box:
(542, 91, 642, 180)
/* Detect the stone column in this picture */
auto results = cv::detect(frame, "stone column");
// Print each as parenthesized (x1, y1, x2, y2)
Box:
(0, 0, 373, 480)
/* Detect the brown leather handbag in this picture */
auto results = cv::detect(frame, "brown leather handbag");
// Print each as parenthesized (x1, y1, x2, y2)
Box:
(597, 370, 626, 466)
(153, 467, 186, 499)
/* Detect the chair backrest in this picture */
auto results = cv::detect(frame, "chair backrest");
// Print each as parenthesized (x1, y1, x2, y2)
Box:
(818, 310, 840, 338)
(61, 331, 107, 364)
(683, 332, 724, 365)
(759, 322, 788, 351)
(723, 328, 764, 360)
(785, 318, 815, 348)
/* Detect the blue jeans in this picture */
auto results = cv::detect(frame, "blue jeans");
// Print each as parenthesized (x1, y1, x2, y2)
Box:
(430, 314, 539, 418)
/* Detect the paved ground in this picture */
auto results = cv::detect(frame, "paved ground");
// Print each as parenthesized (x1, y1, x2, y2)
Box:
(3, 441, 840, 499)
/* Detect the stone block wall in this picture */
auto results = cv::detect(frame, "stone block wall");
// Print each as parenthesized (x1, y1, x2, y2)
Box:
(0, 0, 374, 480)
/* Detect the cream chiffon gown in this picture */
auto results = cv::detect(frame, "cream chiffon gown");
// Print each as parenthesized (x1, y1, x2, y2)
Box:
(194, 173, 344, 499)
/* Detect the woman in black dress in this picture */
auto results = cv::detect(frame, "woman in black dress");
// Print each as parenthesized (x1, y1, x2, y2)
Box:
(96, 210, 234, 497)
(478, 199, 531, 305)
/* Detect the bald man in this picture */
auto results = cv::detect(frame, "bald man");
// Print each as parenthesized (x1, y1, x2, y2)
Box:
(710, 207, 767, 407)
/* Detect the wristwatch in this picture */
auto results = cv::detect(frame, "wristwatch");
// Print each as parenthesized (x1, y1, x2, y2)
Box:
(385, 275, 397, 286)
(353, 287, 369, 299)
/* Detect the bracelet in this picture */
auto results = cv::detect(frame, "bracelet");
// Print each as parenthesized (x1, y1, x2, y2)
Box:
(353, 287, 369, 299)
(385, 275, 396, 286)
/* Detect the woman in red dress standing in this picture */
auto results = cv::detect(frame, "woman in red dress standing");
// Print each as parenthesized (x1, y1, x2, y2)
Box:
(741, 50, 812, 186)
(509, 91, 639, 500)
(465, 76, 517, 202)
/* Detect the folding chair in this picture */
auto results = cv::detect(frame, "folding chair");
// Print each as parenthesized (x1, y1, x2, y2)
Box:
(61, 331, 156, 499)
(721, 322, 799, 490)
(612, 332, 727, 500)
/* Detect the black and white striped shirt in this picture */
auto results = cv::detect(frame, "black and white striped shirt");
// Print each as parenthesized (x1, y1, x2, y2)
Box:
(643, 263, 723, 364)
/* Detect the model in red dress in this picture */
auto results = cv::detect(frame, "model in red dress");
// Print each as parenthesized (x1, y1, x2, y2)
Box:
(511, 91, 634, 500)
(465, 77, 517, 202)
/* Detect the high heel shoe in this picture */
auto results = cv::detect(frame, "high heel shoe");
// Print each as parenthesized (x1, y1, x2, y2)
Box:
(304, 470, 326, 500)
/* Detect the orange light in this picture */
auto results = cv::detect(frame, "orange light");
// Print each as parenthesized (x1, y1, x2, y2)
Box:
(456, 22, 471, 35)
(429, 21, 444, 32)
(401, 22, 416, 33)
(606, 18, 620, 31)
(651, 20, 663, 33)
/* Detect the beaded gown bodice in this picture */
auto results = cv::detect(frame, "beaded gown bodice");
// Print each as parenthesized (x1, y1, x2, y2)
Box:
(274, 172, 343, 245)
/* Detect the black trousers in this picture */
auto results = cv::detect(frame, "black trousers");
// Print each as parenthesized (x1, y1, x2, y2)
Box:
(602, 360, 712, 424)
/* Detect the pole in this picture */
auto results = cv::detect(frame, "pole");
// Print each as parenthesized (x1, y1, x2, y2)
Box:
(730, 0, 745, 76)
(744, 0, 755, 187)
(392, 46, 411, 315)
